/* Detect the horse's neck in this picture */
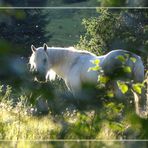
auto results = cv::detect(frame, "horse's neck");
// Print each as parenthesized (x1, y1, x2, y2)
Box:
(47, 48, 74, 78)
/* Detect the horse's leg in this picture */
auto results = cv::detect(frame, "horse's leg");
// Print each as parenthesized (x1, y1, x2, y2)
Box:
(68, 77, 82, 99)
(64, 76, 82, 106)
(64, 76, 82, 100)
(65, 80, 72, 92)
(63, 80, 75, 99)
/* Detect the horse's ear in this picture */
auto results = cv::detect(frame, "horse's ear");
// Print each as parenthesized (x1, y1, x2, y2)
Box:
(31, 45, 36, 52)
(43, 43, 48, 51)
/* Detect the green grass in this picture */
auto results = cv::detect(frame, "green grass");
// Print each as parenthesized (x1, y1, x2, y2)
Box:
(44, 0, 99, 47)
(0, 101, 61, 140)
(45, 9, 98, 47)
(0, 88, 142, 140)
(0, 82, 148, 148)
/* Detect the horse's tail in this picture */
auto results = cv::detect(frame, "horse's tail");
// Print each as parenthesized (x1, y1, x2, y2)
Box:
(133, 55, 144, 83)
(131, 55, 147, 118)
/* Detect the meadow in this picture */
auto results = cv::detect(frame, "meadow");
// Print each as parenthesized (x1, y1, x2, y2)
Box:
(0, 1, 148, 147)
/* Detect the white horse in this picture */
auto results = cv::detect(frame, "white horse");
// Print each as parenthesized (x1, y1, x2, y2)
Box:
(29, 43, 144, 95)
(29, 44, 148, 117)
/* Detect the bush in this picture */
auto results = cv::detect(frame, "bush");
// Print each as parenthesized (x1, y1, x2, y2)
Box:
(77, 8, 148, 59)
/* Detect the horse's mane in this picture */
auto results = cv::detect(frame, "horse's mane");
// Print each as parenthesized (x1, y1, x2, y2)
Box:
(49, 46, 96, 56)
(69, 47, 95, 55)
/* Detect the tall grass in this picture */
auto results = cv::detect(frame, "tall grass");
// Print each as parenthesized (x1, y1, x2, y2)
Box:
(0, 81, 148, 144)
(0, 85, 61, 140)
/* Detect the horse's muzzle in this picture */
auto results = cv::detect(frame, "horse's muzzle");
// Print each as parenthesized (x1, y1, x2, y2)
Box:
(31, 70, 46, 82)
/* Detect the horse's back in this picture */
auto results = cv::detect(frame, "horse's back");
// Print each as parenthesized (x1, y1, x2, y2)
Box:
(101, 49, 144, 82)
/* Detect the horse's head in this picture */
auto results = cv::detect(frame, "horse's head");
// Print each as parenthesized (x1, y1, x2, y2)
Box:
(29, 43, 50, 82)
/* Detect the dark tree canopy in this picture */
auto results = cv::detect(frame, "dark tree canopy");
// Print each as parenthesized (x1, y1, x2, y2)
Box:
(0, 9, 51, 56)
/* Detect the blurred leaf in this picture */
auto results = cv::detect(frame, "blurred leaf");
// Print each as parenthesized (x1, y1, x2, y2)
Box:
(107, 90, 114, 98)
(116, 55, 126, 63)
(123, 66, 131, 73)
(91, 59, 100, 65)
(124, 53, 129, 59)
(98, 75, 110, 84)
(132, 83, 144, 94)
(88, 59, 101, 72)
(130, 57, 137, 63)
(88, 66, 100, 72)
(117, 81, 128, 94)
(109, 122, 125, 132)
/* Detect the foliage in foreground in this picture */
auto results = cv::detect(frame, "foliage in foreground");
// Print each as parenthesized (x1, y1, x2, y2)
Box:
(0, 83, 148, 141)
(2, 141, 147, 148)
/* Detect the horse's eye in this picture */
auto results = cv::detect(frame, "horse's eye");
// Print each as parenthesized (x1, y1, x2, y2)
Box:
(43, 59, 47, 64)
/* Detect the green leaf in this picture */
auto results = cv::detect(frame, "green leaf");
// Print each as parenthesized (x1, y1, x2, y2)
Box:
(117, 81, 128, 94)
(123, 66, 131, 73)
(124, 53, 129, 59)
(130, 57, 137, 63)
(98, 75, 110, 83)
(88, 59, 101, 72)
(132, 83, 143, 94)
(116, 55, 126, 63)
(107, 90, 114, 98)
(88, 66, 100, 72)
(91, 59, 100, 65)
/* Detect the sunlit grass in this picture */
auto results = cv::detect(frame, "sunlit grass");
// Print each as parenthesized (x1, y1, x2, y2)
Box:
(0, 102, 61, 140)
(0, 81, 148, 141)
